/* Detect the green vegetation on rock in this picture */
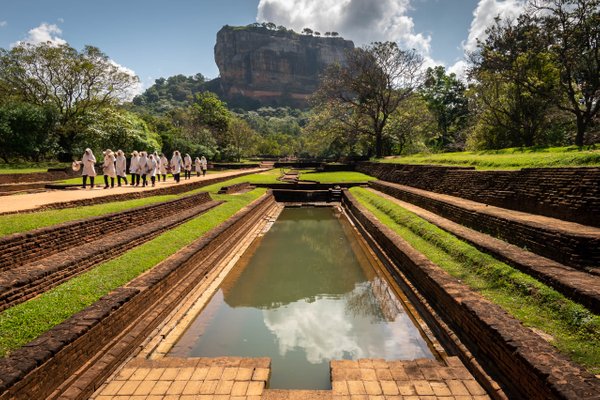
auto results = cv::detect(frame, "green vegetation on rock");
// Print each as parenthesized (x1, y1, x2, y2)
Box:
(350, 187, 600, 373)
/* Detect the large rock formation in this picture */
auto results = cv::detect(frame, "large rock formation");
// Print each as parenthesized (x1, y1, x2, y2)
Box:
(213, 25, 355, 108)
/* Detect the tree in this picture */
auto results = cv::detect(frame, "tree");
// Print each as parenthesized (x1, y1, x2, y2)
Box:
(422, 66, 469, 150)
(0, 43, 139, 159)
(314, 32, 321, 36)
(383, 95, 436, 155)
(225, 118, 258, 161)
(331, 32, 339, 37)
(315, 41, 424, 157)
(0, 102, 58, 162)
(469, 15, 562, 148)
(533, 0, 600, 146)
(302, 28, 313, 35)
(189, 91, 231, 139)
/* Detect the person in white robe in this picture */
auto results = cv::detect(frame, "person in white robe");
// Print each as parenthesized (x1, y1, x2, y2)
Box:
(194, 157, 202, 177)
(147, 154, 158, 187)
(102, 149, 116, 189)
(138, 151, 149, 187)
(159, 153, 168, 182)
(200, 156, 208, 177)
(129, 151, 140, 186)
(183, 153, 192, 180)
(80, 148, 97, 189)
(170, 150, 183, 183)
(115, 150, 128, 186)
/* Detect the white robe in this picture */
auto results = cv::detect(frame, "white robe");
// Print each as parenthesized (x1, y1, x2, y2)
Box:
(129, 155, 140, 174)
(147, 157, 158, 177)
(170, 155, 182, 174)
(81, 150, 97, 177)
(138, 154, 149, 175)
(102, 153, 116, 178)
(115, 155, 127, 177)
(195, 158, 201, 173)
(184, 155, 192, 171)
(200, 157, 207, 170)
(159, 156, 168, 174)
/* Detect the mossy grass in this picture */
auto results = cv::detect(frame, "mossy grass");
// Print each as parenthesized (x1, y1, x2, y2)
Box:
(0, 169, 282, 237)
(299, 171, 374, 183)
(0, 188, 267, 357)
(378, 146, 600, 170)
(350, 187, 600, 373)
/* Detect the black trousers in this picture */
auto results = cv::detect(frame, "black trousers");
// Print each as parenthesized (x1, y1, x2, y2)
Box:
(130, 173, 138, 185)
(173, 173, 180, 183)
(141, 174, 147, 186)
(117, 175, 128, 186)
(82, 175, 95, 188)
(103, 175, 114, 188)
(202, 168, 207, 176)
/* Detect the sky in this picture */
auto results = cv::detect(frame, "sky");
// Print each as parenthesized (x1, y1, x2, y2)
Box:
(0, 0, 527, 94)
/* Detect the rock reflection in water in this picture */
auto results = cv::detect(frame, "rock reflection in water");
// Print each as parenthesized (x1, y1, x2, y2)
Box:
(169, 207, 434, 390)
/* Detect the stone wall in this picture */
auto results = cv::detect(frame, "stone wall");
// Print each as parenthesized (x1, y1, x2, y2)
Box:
(0, 168, 79, 185)
(0, 193, 275, 400)
(342, 190, 600, 400)
(0, 191, 213, 272)
(356, 163, 600, 227)
(369, 180, 600, 272)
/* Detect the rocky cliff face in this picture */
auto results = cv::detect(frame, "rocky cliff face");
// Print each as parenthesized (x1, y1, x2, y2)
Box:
(214, 25, 355, 108)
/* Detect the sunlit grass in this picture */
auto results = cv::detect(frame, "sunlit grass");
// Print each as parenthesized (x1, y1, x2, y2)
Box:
(0, 188, 267, 357)
(350, 187, 600, 373)
(379, 146, 600, 170)
(299, 171, 374, 183)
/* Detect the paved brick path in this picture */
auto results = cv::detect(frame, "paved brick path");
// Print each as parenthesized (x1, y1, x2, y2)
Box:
(93, 356, 490, 400)
(0, 169, 264, 213)
(368, 188, 600, 313)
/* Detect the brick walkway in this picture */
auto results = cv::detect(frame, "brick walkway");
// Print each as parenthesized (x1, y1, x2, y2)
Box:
(93, 356, 490, 400)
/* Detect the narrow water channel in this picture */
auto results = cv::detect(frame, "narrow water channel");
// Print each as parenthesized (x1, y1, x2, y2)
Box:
(169, 207, 434, 389)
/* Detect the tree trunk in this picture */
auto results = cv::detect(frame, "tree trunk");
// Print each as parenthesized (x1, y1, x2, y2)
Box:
(575, 114, 586, 147)
(375, 130, 383, 158)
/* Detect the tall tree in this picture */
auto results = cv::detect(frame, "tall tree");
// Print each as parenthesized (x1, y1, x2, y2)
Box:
(422, 66, 469, 150)
(469, 15, 562, 148)
(0, 43, 139, 159)
(533, 0, 600, 146)
(315, 41, 424, 158)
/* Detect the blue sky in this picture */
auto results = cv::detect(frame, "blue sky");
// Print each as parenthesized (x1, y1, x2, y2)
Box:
(0, 0, 525, 91)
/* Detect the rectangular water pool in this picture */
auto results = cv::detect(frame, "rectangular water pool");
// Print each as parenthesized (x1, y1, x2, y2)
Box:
(169, 206, 434, 389)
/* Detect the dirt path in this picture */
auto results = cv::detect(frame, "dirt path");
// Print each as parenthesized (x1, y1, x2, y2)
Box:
(0, 169, 265, 213)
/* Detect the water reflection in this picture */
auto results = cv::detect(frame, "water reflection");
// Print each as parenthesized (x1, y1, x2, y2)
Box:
(169, 207, 434, 389)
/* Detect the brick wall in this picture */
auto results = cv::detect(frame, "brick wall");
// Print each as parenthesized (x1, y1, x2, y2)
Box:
(356, 163, 600, 227)
(369, 181, 600, 272)
(217, 182, 253, 194)
(342, 190, 600, 400)
(0, 193, 275, 400)
(0, 191, 213, 272)
(0, 168, 79, 185)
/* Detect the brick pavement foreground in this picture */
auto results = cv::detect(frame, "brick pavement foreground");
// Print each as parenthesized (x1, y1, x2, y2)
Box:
(93, 356, 490, 400)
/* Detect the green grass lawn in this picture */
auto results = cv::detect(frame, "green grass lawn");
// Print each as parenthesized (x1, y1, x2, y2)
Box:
(0, 169, 283, 237)
(379, 146, 600, 170)
(350, 187, 600, 374)
(0, 162, 70, 174)
(299, 170, 374, 183)
(0, 188, 267, 357)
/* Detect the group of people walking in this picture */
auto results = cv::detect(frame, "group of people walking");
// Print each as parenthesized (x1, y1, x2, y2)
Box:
(76, 149, 208, 189)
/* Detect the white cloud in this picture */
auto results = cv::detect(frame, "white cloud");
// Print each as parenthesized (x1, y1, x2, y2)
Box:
(463, 0, 526, 53)
(448, 59, 469, 81)
(109, 59, 143, 100)
(0, 21, 7, 28)
(12, 22, 67, 47)
(257, 0, 432, 55)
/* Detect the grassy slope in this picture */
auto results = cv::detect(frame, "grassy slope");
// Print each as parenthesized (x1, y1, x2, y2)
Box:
(0, 169, 283, 237)
(350, 187, 600, 373)
(0, 188, 267, 357)
(299, 171, 374, 183)
(0, 162, 70, 174)
(379, 146, 600, 170)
